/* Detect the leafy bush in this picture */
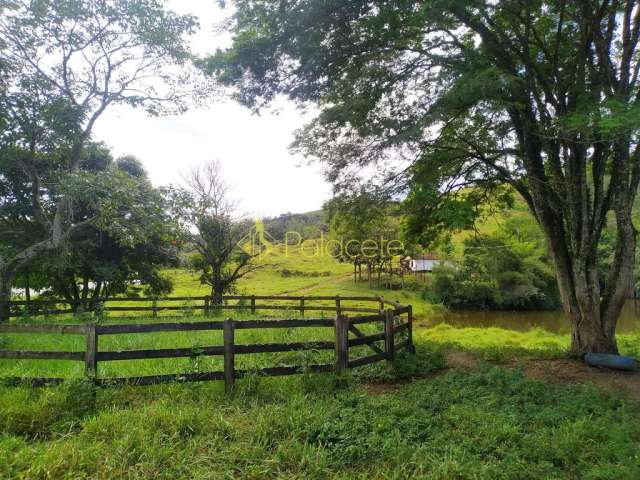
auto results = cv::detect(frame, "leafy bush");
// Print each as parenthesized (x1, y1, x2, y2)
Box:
(352, 344, 447, 382)
(280, 269, 332, 278)
(430, 234, 559, 310)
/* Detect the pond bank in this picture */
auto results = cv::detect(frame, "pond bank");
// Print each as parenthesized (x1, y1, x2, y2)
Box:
(420, 300, 640, 334)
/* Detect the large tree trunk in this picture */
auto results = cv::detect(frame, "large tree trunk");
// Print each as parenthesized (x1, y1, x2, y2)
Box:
(0, 269, 13, 322)
(546, 205, 635, 356)
(211, 287, 224, 306)
(24, 274, 31, 303)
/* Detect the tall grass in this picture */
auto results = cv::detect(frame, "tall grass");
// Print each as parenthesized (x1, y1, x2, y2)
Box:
(1, 360, 639, 479)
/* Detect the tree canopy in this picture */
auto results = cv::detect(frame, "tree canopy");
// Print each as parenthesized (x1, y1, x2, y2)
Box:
(0, 0, 199, 320)
(206, 0, 640, 355)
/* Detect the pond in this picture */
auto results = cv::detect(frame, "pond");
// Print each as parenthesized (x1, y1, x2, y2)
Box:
(422, 300, 640, 334)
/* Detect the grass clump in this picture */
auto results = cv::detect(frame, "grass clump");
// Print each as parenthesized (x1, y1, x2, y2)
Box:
(421, 324, 569, 361)
(352, 344, 447, 383)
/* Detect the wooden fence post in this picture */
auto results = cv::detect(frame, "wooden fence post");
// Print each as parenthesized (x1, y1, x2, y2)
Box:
(152, 299, 158, 319)
(407, 304, 415, 353)
(300, 297, 305, 316)
(251, 295, 256, 315)
(379, 296, 385, 312)
(384, 309, 395, 365)
(85, 323, 98, 380)
(334, 314, 349, 373)
(223, 318, 235, 393)
(335, 295, 342, 317)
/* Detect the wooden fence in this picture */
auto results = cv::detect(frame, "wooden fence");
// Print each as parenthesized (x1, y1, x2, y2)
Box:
(6, 294, 387, 318)
(0, 296, 414, 390)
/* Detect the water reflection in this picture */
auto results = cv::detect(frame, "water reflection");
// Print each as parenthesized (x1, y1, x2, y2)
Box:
(422, 300, 640, 334)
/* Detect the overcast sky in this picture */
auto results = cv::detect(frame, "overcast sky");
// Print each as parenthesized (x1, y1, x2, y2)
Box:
(92, 0, 332, 218)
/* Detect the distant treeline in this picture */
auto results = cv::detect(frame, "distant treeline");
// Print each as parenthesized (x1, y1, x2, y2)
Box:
(263, 211, 327, 242)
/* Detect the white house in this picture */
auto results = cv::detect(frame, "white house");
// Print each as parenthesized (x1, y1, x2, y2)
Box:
(406, 253, 441, 272)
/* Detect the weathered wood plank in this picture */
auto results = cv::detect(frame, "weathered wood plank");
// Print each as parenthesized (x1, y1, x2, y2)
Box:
(234, 318, 334, 329)
(0, 350, 84, 360)
(8, 300, 63, 306)
(0, 376, 67, 387)
(96, 318, 335, 335)
(9, 294, 384, 306)
(223, 318, 235, 393)
(105, 305, 206, 312)
(8, 309, 75, 317)
(236, 341, 335, 353)
(347, 330, 386, 349)
(97, 341, 335, 361)
(350, 313, 385, 324)
(224, 295, 378, 302)
(384, 309, 395, 364)
(394, 323, 410, 334)
(97, 371, 226, 386)
(334, 315, 349, 373)
(85, 323, 98, 378)
(348, 352, 388, 368)
(96, 321, 225, 335)
(95, 364, 334, 386)
(0, 324, 86, 334)
(239, 305, 378, 313)
(97, 346, 225, 361)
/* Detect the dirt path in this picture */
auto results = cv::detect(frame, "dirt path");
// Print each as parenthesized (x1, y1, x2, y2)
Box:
(445, 351, 640, 401)
(365, 351, 640, 400)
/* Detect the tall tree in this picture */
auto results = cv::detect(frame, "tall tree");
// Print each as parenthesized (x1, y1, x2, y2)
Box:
(205, 0, 640, 355)
(0, 0, 198, 320)
(45, 154, 179, 311)
(325, 190, 402, 286)
(178, 160, 261, 305)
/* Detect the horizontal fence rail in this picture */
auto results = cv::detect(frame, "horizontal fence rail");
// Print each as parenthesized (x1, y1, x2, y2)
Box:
(0, 296, 414, 390)
(6, 294, 386, 319)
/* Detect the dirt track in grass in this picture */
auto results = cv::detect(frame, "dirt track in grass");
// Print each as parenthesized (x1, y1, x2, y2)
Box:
(364, 350, 640, 400)
(444, 350, 640, 401)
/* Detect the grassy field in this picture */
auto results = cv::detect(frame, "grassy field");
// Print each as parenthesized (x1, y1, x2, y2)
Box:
(163, 240, 442, 317)
(1, 340, 640, 479)
(3, 241, 640, 478)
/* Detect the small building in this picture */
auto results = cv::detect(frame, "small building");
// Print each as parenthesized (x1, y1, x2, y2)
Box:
(406, 253, 441, 272)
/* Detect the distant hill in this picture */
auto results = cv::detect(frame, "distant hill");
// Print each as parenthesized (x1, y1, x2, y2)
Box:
(263, 210, 327, 242)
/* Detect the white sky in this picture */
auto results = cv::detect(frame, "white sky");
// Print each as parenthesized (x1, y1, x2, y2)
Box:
(93, 0, 332, 218)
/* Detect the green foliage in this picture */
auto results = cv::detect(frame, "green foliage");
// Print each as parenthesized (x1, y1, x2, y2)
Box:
(263, 210, 326, 242)
(353, 344, 447, 383)
(33, 154, 180, 306)
(324, 190, 403, 264)
(190, 215, 258, 303)
(280, 269, 332, 278)
(209, 0, 640, 352)
(430, 233, 559, 310)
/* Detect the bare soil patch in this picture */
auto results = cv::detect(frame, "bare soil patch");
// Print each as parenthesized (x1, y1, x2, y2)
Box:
(363, 350, 640, 401)
(522, 357, 640, 400)
(445, 350, 640, 401)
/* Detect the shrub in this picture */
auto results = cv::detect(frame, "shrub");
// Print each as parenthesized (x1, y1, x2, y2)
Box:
(429, 234, 559, 310)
